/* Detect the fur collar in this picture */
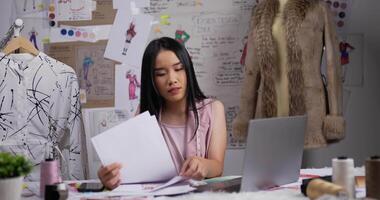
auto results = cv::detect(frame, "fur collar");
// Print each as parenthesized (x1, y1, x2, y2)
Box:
(252, 0, 318, 117)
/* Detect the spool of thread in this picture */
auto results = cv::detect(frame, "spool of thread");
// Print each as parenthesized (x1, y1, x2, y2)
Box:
(332, 156, 355, 199)
(40, 159, 62, 197)
(306, 179, 346, 200)
(365, 156, 380, 199)
(45, 183, 68, 200)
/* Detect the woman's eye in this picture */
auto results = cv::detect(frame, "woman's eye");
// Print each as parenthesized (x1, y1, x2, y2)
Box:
(174, 66, 184, 71)
(154, 71, 166, 76)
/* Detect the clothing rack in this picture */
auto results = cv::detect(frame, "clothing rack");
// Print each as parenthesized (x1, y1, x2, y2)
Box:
(0, 19, 24, 50)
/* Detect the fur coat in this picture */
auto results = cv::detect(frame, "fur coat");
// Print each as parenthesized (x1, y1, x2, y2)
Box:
(233, 0, 345, 148)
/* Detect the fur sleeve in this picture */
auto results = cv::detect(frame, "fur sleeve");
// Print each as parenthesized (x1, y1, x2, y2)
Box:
(321, 3, 345, 140)
(232, 20, 261, 140)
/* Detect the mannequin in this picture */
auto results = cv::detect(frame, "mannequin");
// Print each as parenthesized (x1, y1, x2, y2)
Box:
(272, 0, 290, 116)
(233, 0, 345, 148)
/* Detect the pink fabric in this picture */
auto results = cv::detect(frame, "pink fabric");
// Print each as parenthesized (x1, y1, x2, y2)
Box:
(160, 99, 214, 173)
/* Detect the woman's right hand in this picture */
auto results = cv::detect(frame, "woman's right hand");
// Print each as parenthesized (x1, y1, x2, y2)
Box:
(97, 163, 122, 190)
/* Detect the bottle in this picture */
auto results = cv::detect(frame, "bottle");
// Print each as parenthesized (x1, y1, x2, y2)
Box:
(40, 143, 62, 197)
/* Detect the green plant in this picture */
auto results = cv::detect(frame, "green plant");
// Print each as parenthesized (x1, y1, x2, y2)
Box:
(0, 152, 33, 178)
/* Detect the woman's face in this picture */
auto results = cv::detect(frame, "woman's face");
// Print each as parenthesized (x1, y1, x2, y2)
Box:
(153, 50, 187, 104)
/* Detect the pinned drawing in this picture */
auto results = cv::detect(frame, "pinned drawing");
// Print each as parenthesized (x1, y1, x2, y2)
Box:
(175, 25, 190, 45)
(122, 20, 137, 56)
(126, 69, 140, 112)
(340, 41, 355, 65)
(82, 56, 95, 93)
(126, 69, 140, 101)
(28, 27, 39, 50)
(104, 13, 153, 66)
(115, 64, 141, 115)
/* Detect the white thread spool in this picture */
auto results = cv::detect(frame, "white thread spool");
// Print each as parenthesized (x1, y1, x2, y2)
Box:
(332, 156, 355, 199)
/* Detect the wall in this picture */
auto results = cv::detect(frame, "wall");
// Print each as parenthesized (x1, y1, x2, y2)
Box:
(223, 0, 380, 175)
(0, 0, 12, 37)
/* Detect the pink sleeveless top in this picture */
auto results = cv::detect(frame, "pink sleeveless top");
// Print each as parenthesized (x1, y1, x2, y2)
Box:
(159, 99, 214, 173)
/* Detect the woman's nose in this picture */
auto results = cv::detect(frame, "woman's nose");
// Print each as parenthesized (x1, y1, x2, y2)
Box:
(168, 73, 178, 85)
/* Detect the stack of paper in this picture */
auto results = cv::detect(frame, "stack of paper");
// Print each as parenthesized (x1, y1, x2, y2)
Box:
(91, 111, 177, 183)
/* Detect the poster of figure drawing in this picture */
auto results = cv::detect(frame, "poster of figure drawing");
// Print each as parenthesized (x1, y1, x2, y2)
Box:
(82, 108, 130, 178)
(76, 44, 115, 106)
(115, 64, 141, 116)
(104, 11, 153, 66)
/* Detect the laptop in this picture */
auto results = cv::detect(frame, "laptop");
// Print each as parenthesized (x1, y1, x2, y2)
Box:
(240, 115, 307, 191)
(194, 115, 307, 193)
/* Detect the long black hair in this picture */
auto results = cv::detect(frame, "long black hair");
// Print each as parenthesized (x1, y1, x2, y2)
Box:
(140, 37, 206, 130)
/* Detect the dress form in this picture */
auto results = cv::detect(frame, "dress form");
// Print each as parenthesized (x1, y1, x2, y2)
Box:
(271, 0, 290, 117)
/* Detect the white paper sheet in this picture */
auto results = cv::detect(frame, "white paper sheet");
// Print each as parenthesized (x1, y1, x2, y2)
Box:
(91, 112, 177, 183)
(104, 10, 153, 66)
(113, 176, 195, 196)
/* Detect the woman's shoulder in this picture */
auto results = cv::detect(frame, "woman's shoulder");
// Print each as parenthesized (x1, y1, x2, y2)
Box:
(196, 98, 224, 112)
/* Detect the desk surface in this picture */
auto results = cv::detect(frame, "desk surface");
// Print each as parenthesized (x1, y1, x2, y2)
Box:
(21, 168, 365, 200)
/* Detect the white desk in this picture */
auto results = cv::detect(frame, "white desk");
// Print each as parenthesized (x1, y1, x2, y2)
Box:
(21, 168, 365, 200)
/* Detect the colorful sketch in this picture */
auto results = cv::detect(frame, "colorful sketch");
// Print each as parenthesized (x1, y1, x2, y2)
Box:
(126, 70, 140, 100)
(126, 69, 140, 112)
(115, 64, 141, 115)
(175, 25, 190, 45)
(122, 21, 137, 55)
(82, 56, 95, 93)
(340, 41, 355, 65)
(28, 27, 39, 50)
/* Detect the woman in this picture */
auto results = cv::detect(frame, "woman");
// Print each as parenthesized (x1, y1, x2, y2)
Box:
(98, 37, 227, 189)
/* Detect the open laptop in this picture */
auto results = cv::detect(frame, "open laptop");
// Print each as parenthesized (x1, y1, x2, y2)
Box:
(195, 115, 307, 193)
(240, 115, 307, 191)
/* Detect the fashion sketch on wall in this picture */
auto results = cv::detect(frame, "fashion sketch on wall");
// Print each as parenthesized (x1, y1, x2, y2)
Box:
(122, 20, 137, 55)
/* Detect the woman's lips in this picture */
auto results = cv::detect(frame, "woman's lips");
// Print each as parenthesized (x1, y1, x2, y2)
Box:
(168, 87, 181, 95)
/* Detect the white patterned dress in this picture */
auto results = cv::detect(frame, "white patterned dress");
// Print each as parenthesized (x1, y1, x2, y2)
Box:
(0, 52, 85, 181)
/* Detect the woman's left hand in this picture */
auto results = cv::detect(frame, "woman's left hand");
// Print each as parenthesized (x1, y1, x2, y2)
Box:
(179, 156, 208, 180)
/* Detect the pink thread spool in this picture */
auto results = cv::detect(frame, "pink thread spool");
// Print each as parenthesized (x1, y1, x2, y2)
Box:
(40, 159, 61, 197)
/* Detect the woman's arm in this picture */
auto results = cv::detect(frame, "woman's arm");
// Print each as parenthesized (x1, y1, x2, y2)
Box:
(180, 100, 227, 179)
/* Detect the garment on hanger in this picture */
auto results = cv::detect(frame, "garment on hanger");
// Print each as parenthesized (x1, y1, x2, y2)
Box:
(0, 52, 84, 181)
